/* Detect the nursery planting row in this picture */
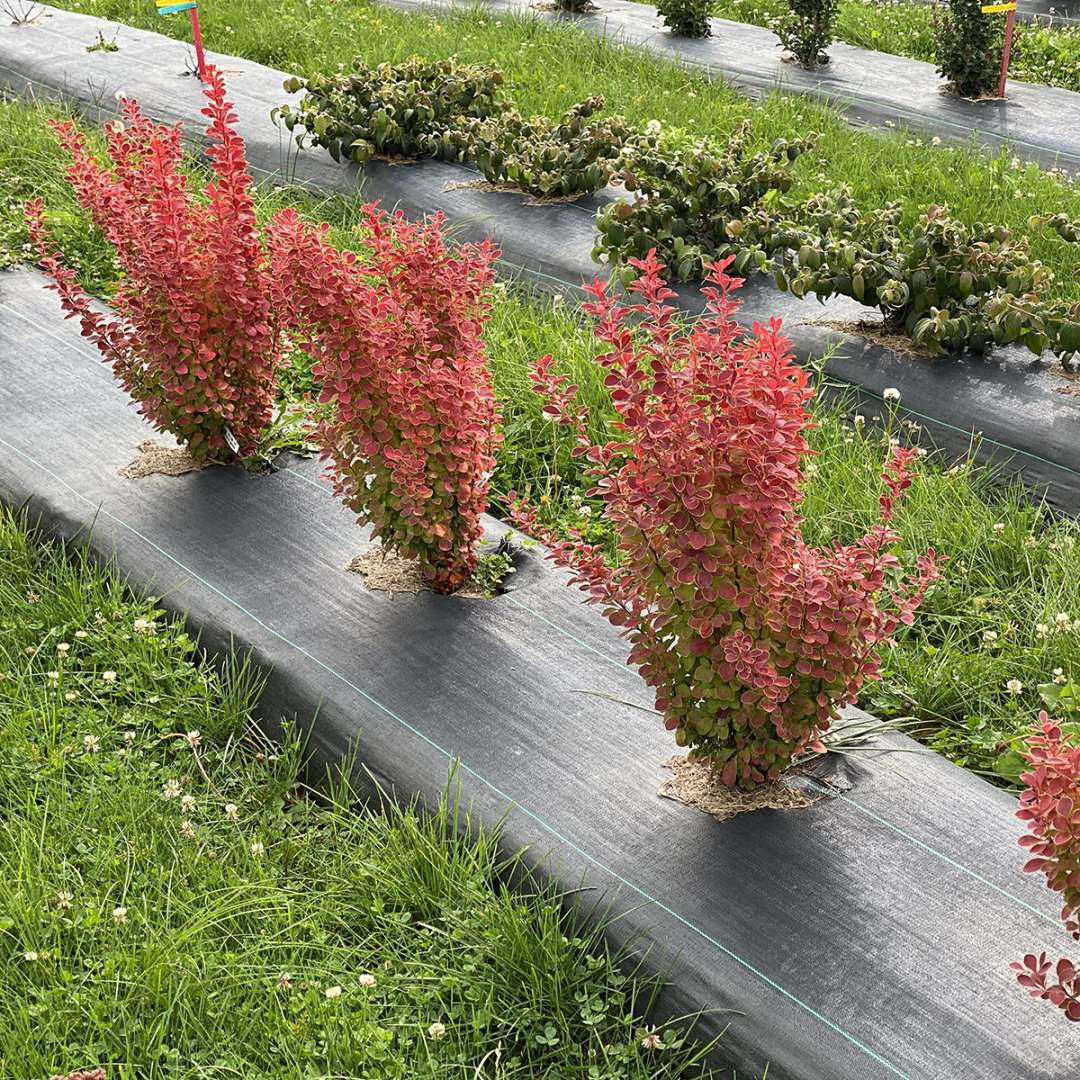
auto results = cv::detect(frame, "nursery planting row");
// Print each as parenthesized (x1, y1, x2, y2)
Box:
(279, 51, 1080, 364)
(6, 91, 1080, 791)
(6, 10, 1080, 783)
(3, 19, 1080, 1075)
(378, 0, 1080, 170)
(2, 250, 1076, 1075)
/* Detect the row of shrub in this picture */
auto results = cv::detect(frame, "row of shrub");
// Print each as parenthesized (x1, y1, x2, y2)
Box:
(25, 73, 1080, 1023)
(276, 56, 1080, 364)
(550, 0, 1012, 98)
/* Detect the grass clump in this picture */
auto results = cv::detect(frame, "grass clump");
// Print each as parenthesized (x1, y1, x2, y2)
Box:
(0, 507, 717, 1077)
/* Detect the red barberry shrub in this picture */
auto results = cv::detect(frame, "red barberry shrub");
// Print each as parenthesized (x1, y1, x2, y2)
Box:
(266, 204, 500, 593)
(25, 67, 280, 461)
(1012, 712, 1080, 1021)
(509, 251, 940, 789)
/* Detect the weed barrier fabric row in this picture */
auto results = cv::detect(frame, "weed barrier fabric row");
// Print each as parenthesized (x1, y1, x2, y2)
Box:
(2, 267, 1079, 1080)
(380, 0, 1080, 173)
(5, 10, 1080, 515)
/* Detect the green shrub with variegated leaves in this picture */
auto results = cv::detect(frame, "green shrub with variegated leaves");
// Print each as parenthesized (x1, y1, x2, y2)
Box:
(274, 56, 505, 165)
(466, 97, 632, 198)
(770, 190, 1074, 356)
(593, 121, 813, 282)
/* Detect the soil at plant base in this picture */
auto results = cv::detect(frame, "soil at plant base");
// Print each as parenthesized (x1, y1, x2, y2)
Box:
(804, 317, 942, 360)
(1055, 368, 1080, 397)
(120, 440, 207, 479)
(533, 0, 600, 11)
(659, 754, 821, 823)
(347, 549, 490, 599)
(442, 178, 590, 205)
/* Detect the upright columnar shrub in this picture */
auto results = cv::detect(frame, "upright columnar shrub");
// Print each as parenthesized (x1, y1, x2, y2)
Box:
(934, 0, 1002, 98)
(656, 0, 714, 37)
(466, 97, 632, 198)
(509, 252, 939, 789)
(1013, 712, 1080, 1021)
(276, 58, 505, 165)
(595, 123, 812, 282)
(776, 0, 840, 66)
(267, 205, 499, 594)
(25, 68, 279, 460)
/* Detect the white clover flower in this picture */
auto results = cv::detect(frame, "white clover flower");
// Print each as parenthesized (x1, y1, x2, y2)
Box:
(75, 630, 88, 639)
(1006, 679, 1024, 695)
(277, 972, 292, 991)
(645, 119, 662, 136)
(853, 414, 866, 426)
(992, 523, 1005, 533)
(883, 387, 901, 402)
(224, 803, 239, 822)
(64, 691, 79, 703)
(23, 951, 39, 962)
(55, 891, 74, 910)
(250, 840, 265, 858)
(185, 730, 201, 749)
(101, 670, 117, 684)
(83, 734, 101, 754)
(56, 643, 70, 656)
(180, 820, 196, 839)
(47, 671, 60, 686)
(641, 1026, 663, 1049)
(1056, 613, 1072, 629)
(162, 778, 182, 799)
(112, 906, 127, 924)
(180, 794, 197, 812)
(325, 985, 343, 999)
(124, 730, 136, 744)
(357, 973, 377, 988)
(982, 630, 998, 644)
(427, 1021, 447, 1040)
(1036, 623, 1050, 637)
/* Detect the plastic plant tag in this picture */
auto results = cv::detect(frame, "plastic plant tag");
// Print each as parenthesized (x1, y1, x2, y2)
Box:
(223, 425, 240, 455)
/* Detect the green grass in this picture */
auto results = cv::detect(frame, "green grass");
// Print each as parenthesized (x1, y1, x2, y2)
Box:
(42, 0, 1080, 305)
(4, 94, 1080, 786)
(0, 507, 721, 1078)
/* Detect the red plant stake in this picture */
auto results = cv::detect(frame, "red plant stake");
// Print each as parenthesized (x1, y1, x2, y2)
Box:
(25, 66, 281, 461)
(509, 251, 940, 789)
(266, 204, 500, 593)
(1012, 711, 1080, 1021)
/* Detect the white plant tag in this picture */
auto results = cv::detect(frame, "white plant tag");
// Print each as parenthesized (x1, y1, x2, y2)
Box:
(223, 425, 240, 455)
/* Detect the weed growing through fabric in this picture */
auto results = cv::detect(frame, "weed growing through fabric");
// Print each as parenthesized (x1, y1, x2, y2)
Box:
(0, 508, 720, 1078)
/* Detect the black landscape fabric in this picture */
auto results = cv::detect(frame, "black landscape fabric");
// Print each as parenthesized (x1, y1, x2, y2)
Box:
(4, 6, 1080, 514)
(2, 266, 1078, 1080)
